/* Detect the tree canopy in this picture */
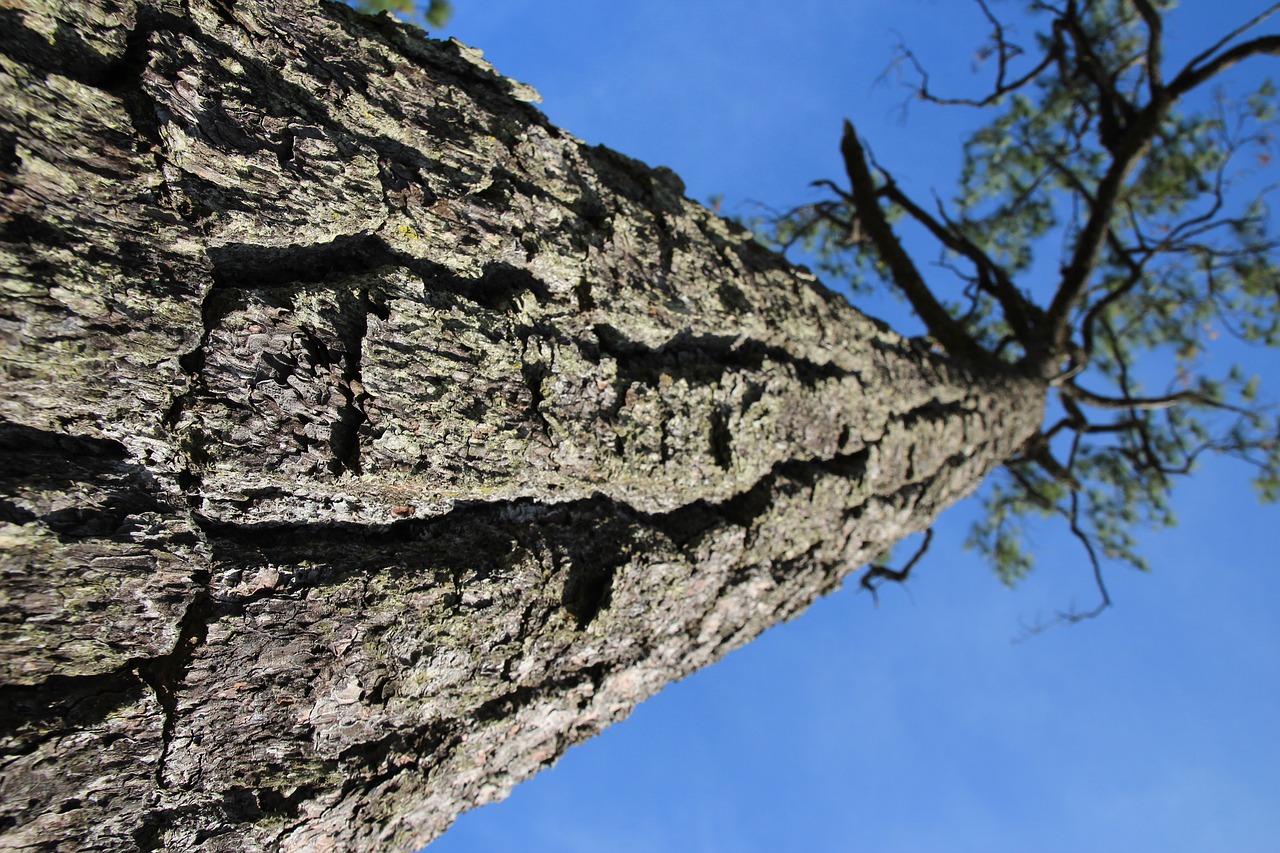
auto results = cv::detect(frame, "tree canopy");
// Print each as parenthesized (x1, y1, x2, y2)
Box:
(755, 0, 1280, 620)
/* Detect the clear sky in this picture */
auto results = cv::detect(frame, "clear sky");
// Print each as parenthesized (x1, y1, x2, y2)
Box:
(416, 3, 1280, 851)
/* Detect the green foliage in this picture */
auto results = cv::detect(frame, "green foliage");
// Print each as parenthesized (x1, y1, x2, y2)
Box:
(354, 0, 452, 29)
(766, 0, 1280, 599)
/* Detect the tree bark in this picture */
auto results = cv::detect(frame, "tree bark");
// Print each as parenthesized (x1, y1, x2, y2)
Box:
(0, 0, 1044, 849)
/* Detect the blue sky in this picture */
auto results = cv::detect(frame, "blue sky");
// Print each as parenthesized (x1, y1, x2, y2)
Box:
(418, 3, 1280, 851)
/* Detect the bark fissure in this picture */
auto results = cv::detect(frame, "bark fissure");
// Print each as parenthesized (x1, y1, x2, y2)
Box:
(0, 667, 149, 760)
(187, 378, 957, 547)
(133, 589, 213, 787)
(205, 235, 556, 316)
(474, 662, 610, 725)
(593, 323, 855, 386)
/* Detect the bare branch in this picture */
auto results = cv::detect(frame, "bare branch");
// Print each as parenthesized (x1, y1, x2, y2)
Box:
(1175, 3, 1280, 93)
(1066, 373, 1260, 420)
(876, 179, 1044, 348)
(1065, 382, 1218, 412)
(1045, 411, 1141, 438)
(1131, 0, 1164, 97)
(809, 178, 856, 204)
(840, 121, 991, 362)
(1013, 433, 1112, 642)
(1171, 33, 1280, 98)
(861, 528, 934, 606)
(895, 0, 1062, 108)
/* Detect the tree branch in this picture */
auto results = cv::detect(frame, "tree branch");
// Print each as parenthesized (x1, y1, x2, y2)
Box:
(1172, 3, 1280, 95)
(1013, 433, 1112, 641)
(1021, 430, 1083, 490)
(861, 528, 934, 606)
(1042, 101, 1164, 368)
(896, 0, 1063, 108)
(1038, 4, 1277, 365)
(1065, 373, 1260, 418)
(1064, 382, 1215, 411)
(840, 121, 990, 362)
(1131, 0, 1165, 98)
(877, 181, 1044, 349)
(1170, 33, 1280, 97)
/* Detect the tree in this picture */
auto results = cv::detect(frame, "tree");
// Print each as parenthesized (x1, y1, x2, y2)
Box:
(766, 0, 1280, 622)
(0, 3, 1273, 853)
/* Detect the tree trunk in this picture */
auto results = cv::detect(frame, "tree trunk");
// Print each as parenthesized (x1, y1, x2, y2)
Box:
(0, 0, 1044, 849)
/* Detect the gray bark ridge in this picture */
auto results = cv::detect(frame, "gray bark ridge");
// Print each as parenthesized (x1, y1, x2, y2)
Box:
(0, 0, 1044, 850)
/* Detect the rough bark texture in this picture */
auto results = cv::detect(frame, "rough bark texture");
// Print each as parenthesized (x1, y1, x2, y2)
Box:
(0, 0, 1044, 849)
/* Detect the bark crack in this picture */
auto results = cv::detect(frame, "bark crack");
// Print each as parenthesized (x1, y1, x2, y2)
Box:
(0, 667, 148, 763)
(204, 234, 553, 312)
(592, 323, 855, 388)
(337, 721, 459, 799)
(472, 662, 609, 734)
(326, 293, 374, 475)
(186, 389, 975, 568)
(132, 586, 213, 787)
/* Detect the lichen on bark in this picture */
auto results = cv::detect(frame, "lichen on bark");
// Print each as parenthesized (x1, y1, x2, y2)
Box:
(0, 0, 1043, 849)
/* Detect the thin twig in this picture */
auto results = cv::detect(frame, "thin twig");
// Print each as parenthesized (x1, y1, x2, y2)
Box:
(1014, 433, 1112, 641)
(861, 528, 934, 606)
